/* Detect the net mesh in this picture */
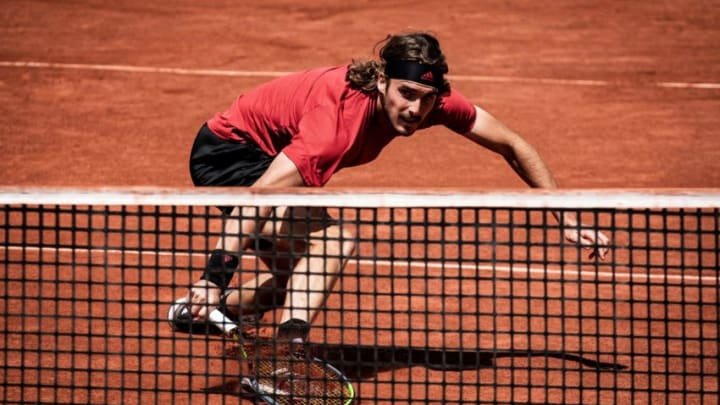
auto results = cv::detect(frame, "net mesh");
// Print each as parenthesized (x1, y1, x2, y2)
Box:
(1, 188, 718, 404)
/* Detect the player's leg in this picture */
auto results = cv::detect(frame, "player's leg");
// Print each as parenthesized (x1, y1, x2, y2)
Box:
(270, 206, 356, 342)
(221, 236, 295, 318)
(212, 205, 354, 340)
(170, 123, 274, 332)
(236, 207, 356, 401)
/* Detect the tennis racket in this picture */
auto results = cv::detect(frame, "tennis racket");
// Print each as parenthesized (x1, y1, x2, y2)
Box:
(208, 309, 355, 405)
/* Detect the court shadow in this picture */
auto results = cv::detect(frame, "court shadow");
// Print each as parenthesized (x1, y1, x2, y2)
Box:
(204, 342, 627, 395)
(309, 343, 627, 380)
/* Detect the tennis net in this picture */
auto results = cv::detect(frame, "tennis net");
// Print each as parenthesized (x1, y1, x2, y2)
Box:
(1, 187, 718, 404)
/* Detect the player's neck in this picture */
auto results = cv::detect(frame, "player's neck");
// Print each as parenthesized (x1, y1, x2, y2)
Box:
(372, 93, 392, 132)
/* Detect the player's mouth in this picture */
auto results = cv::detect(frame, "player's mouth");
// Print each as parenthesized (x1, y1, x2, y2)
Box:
(396, 117, 420, 136)
(399, 116, 421, 125)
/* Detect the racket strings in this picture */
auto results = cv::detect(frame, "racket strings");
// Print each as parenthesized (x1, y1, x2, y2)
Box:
(223, 331, 351, 404)
(249, 342, 349, 405)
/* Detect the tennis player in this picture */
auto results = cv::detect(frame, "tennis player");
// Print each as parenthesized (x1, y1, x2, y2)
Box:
(168, 31, 610, 347)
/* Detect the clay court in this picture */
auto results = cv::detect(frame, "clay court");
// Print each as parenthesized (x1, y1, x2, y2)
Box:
(1, 1, 719, 404)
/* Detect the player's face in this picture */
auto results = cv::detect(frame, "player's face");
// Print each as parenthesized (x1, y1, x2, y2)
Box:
(378, 77, 438, 136)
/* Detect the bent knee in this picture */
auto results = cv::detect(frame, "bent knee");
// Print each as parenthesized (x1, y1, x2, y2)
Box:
(310, 225, 356, 259)
(338, 227, 356, 257)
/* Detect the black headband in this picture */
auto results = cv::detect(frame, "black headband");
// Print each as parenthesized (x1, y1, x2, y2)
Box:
(384, 60, 443, 90)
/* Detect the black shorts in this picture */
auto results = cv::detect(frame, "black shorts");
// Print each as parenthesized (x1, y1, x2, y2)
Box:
(189, 123, 273, 187)
(189, 123, 274, 214)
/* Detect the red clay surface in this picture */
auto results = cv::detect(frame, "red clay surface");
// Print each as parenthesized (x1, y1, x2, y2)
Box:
(1, 1, 719, 404)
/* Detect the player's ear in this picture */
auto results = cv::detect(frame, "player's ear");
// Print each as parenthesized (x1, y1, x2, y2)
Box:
(377, 74, 387, 93)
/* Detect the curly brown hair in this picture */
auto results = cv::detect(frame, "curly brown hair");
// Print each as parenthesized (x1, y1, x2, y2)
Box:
(346, 32, 451, 94)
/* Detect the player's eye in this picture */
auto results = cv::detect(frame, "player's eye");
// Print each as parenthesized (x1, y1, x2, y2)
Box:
(421, 93, 437, 103)
(399, 88, 418, 100)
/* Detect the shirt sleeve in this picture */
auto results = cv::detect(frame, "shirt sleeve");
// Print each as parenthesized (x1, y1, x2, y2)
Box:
(281, 106, 349, 187)
(423, 88, 477, 134)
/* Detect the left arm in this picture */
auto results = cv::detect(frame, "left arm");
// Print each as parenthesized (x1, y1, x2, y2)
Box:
(462, 105, 610, 259)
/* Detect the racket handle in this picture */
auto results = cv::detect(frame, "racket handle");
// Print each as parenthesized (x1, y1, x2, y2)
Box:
(208, 309, 238, 335)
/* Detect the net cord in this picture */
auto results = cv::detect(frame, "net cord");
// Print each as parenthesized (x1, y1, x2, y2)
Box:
(0, 187, 719, 208)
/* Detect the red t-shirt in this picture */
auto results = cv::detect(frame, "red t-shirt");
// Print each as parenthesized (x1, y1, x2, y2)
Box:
(207, 66, 476, 186)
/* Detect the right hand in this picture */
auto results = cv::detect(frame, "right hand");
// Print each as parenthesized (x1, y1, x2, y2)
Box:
(185, 279, 222, 320)
(558, 212, 610, 260)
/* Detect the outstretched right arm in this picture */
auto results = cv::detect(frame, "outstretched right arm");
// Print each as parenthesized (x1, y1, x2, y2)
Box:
(461, 105, 610, 260)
